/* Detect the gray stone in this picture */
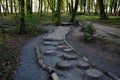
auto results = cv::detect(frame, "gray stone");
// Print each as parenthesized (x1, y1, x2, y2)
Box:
(61, 54, 78, 60)
(44, 50, 56, 56)
(56, 61, 72, 70)
(84, 69, 103, 80)
(43, 42, 51, 45)
(77, 60, 89, 69)
(52, 42, 59, 46)
(57, 46, 67, 50)
(58, 41, 65, 45)
(63, 48, 73, 52)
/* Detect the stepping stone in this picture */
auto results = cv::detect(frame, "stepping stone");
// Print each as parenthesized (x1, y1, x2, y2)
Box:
(58, 41, 65, 45)
(61, 54, 78, 60)
(63, 48, 73, 52)
(76, 60, 89, 69)
(44, 50, 56, 56)
(52, 42, 59, 46)
(57, 46, 67, 50)
(43, 42, 51, 45)
(84, 69, 103, 80)
(56, 61, 72, 70)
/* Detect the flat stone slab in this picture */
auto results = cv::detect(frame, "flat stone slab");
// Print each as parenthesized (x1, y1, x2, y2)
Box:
(76, 60, 89, 69)
(84, 69, 103, 80)
(43, 42, 51, 45)
(56, 61, 72, 70)
(57, 46, 68, 50)
(44, 27, 70, 40)
(51, 42, 59, 46)
(61, 54, 78, 60)
(58, 41, 65, 45)
(63, 48, 73, 52)
(44, 50, 56, 56)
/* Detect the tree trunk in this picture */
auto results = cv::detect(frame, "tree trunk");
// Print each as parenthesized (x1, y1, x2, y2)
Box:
(14, 0, 17, 14)
(26, 0, 32, 14)
(10, 0, 13, 13)
(97, 0, 108, 19)
(56, 0, 62, 25)
(71, 0, 74, 14)
(19, 0, 25, 34)
(83, 0, 86, 14)
(70, 0, 79, 22)
(87, 0, 90, 15)
(5, 0, 9, 15)
(40, 0, 43, 16)
(114, 0, 117, 16)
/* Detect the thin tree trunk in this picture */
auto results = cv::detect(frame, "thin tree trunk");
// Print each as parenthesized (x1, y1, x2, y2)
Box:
(10, 0, 13, 13)
(98, 0, 108, 19)
(70, 0, 79, 22)
(114, 0, 117, 16)
(56, 0, 62, 25)
(19, 0, 25, 34)
(40, 0, 43, 16)
(71, 0, 73, 14)
(13, 0, 17, 14)
(5, 0, 9, 15)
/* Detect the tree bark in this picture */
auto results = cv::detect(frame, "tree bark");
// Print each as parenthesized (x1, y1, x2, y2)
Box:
(19, 0, 25, 34)
(70, 0, 79, 23)
(56, 0, 62, 25)
(26, 0, 32, 14)
(10, 0, 13, 13)
(97, 0, 108, 19)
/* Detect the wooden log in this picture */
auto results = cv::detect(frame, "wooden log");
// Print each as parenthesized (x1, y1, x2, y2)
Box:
(50, 73, 60, 80)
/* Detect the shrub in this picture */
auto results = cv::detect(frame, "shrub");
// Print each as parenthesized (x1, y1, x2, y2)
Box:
(76, 11, 84, 15)
(81, 24, 96, 42)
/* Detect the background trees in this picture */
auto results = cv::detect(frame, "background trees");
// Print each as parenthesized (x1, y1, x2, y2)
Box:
(0, 0, 119, 33)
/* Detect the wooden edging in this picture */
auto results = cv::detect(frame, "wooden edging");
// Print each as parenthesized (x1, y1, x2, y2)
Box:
(64, 39, 120, 80)
(35, 37, 60, 80)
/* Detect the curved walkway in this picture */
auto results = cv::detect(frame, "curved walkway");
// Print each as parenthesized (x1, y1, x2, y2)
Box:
(13, 26, 57, 80)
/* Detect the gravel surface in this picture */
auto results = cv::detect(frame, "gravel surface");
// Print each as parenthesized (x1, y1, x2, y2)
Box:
(66, 25, 120, 78)
(13, 25, 57, 80)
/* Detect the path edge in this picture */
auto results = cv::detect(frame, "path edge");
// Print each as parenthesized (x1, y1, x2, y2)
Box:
(35, 36, 60, 80)
(64, 39, 120, 80)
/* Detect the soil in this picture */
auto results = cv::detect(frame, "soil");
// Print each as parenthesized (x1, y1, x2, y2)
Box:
(66, 25, 120, 78)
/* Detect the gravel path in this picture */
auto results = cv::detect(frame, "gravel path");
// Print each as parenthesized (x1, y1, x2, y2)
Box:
(13, 25, 57, 80)
(93, 23, 120, 44)
(66, 25, 120, 78)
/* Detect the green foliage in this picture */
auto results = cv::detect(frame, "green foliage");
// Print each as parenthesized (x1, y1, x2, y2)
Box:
(76, 11, 84, 15)
(26, 26, 48, 36)
(9, 25, 48, 36)
(81, 24, 96, 42)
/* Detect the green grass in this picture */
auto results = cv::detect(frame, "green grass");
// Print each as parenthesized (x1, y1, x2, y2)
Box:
(76, 15, 120, 25)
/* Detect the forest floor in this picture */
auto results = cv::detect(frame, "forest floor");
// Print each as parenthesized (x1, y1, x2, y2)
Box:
(66, 23, 120, 78)
(0, 15, 120, 79)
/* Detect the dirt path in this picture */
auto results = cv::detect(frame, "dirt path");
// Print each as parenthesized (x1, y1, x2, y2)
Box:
(66, 25, 120, 78)
(93, 23, 120, 44)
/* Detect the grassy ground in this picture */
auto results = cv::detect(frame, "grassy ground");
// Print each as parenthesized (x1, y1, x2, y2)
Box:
(76, 15, 120, 26)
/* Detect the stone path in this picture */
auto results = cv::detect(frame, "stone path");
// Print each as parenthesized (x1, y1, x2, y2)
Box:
(37, 26, 113, 80)
(13, 25, 119, 80)
(44, 26, 70, 40)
